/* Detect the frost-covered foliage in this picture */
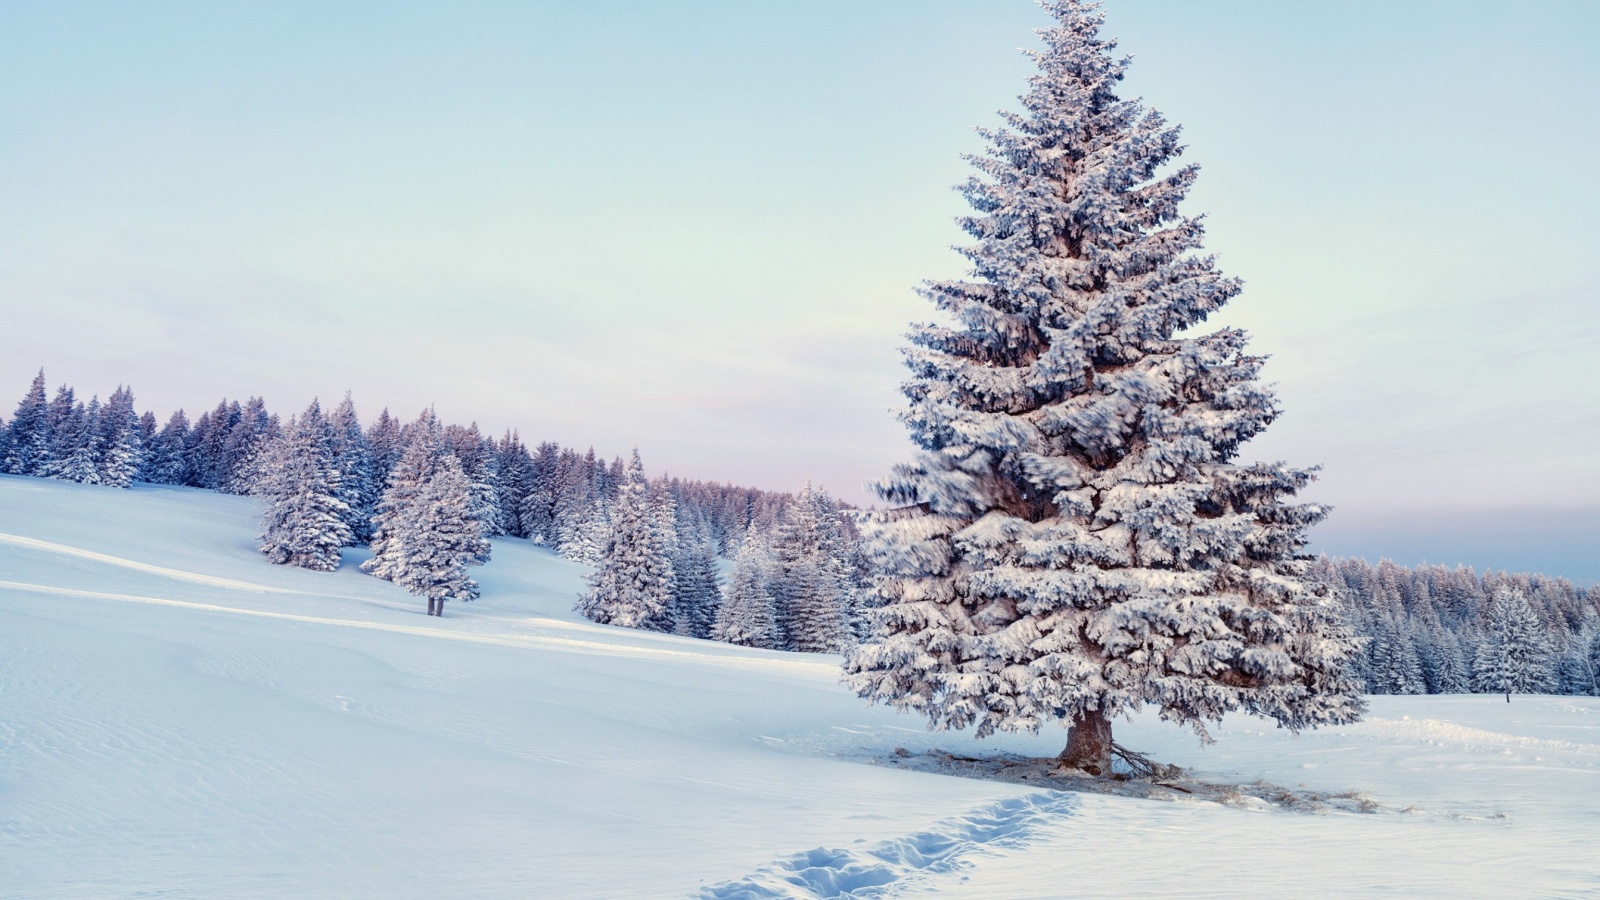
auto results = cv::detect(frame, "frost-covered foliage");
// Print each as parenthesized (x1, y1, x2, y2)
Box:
(577, 450, 675, 629)
(257, 400, 353, 572)
(712, 536, 779, 648)
(1472, 589, 1554, 699)
(843, 0, 1365, 756)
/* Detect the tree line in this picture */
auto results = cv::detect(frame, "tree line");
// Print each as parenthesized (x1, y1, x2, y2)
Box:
(4, 368, 1594, 682)
(1320, 556, 1600, 697)
(0, 370, 865, 635)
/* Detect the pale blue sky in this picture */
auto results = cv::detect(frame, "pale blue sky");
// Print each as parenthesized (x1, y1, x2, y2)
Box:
(2, 2, 1597, 578)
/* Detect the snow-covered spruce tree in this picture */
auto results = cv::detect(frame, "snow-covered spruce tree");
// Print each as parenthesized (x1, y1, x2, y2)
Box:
(646, 484, 681, 632)
(364, 410, 449, 584)
(257, 400, 353, 571)
(576, 449, 674, 630)
(769, 483, 853, 652)
(389, 455, 491, 617)
(1472, 588, 1553, 701)
(46, 395, 103, 484)
(563, 498, 612, 566)
(712, 534, 779, 648)
(4, 370, 51, 476)
(96, 385, 144, 489)
(143, 410, 191, 485)
(1587, 629, 1600, 696)
(329, 393, 379, 544)
(672, 528, 724, 639)
(842, 0, 1364, 774)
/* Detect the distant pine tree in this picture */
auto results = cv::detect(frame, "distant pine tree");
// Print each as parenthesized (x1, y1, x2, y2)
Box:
(4, 370, 51, 476)
(365, 410, 448, 584)
(495, 430, 532, 539)
(257, 400, 353, 571)
(770, 484, 851, 653)
(96, 385, 144, 488)
(43, 385, 81, 471)
(712, 535, 778, 648)
(388, 456, 490, 616)
(144, 410, 191, 485)
(366, 407, 405, 488)
(520, 441, 561, 545)
(1473, 589, 1554, 701)
(329, 394, 378, 544)
(221, 397, 276, 494)
(576, 450, 673, 630)
(46, 396, 102, 484)
(562, 498, 611, 566)
(671, 528, 723, 639)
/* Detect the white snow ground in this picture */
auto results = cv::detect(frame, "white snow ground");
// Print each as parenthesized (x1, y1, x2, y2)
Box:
(1, 473, 1596, 898)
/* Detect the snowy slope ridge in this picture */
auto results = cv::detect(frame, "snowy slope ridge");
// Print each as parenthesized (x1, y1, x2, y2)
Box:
(2, 474, 1598, 898)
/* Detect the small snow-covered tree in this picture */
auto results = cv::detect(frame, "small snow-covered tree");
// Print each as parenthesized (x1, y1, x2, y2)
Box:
(520, 441, 561, 545)
(257, 400, 353, 571)
(1422, 626, 1471, 695)
(96, 385, 144, 489)
(1368, 617, 1425, 695)
(672, 528, 724, 639)
(1586, 629, 1600, 696)
(143, 410, 191, 485)
(1473, 588, 1554, 701)
(561, 498, 612, 566)
(389, 455, 490, 616)
(365, 410, 449, 584)
(4, 370, 51, 476)
(842, 0, 1364, 774)
(647, 485, 682, 632)
(576, 449, 674, 630)
(329, 393, 379, 544)
(769, 484, 853, 653)
(712, 534, 779, 648)
(46, 396, 103, 484)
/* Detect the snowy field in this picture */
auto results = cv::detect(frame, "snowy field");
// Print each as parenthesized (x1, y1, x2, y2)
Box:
(2, 474, 1597, 898)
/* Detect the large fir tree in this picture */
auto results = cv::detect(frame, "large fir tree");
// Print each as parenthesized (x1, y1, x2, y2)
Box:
(843, 0, 1363, 774)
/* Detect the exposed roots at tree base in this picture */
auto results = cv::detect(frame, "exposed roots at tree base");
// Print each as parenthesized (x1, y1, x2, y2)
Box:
(1109, 742, 1183, 781)
(878, 746, 1388, 815)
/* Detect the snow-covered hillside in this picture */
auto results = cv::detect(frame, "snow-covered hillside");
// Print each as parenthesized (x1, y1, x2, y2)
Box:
(2, 474, 1597, 898)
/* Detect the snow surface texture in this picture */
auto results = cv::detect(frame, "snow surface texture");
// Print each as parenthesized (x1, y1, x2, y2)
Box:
(2, 474, 1598, 898)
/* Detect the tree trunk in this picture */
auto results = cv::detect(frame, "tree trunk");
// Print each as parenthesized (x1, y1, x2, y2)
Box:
(1059, 709, 1113, 776)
